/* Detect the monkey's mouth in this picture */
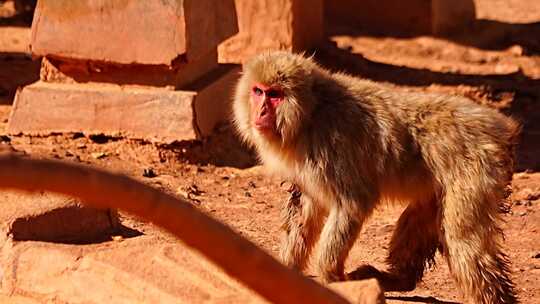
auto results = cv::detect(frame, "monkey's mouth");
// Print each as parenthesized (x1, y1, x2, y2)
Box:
(254, 121, 278, 137)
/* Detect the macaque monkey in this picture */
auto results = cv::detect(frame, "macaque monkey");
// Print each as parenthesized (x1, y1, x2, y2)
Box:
(232, 51, 519, 304)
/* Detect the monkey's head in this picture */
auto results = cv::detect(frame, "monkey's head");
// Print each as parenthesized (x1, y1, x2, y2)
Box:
(233, 51, 319, 148)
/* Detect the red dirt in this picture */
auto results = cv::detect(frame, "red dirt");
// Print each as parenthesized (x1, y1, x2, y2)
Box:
(0, 0, 539, 303)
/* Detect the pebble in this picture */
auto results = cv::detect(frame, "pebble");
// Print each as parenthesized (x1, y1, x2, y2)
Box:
(142, 168, 157, 178)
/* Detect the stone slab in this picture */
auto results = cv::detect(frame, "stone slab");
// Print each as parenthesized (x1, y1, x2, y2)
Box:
(0, 236, 385, 303)
(330, 280, 386, 304)
(325, 0, 476, 36)
(30, 0, 238, 65)
(0, 191, 119, 246)
(218, 0, 324, 64)
(0, 239, 268, 303)
(7, 65, 240, 142)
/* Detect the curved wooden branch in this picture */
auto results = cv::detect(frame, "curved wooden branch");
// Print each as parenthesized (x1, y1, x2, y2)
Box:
(0, 154, 349, 304)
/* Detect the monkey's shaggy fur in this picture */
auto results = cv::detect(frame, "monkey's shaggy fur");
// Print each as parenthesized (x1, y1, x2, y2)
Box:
(233, 51, 519, 304)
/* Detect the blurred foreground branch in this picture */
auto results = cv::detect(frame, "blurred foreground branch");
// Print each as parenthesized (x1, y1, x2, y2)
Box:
(0, 153, 349, 304)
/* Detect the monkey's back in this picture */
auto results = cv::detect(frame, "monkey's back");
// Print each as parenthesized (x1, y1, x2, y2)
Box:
(389, 90, 519, 186)
(322, 73, 519, 205)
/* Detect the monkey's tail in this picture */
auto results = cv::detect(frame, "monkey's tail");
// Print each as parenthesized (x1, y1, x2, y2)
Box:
(440, 166, 518, 303)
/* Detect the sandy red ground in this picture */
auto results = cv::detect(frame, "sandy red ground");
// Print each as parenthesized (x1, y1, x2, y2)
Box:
(0, 0, 539, 303)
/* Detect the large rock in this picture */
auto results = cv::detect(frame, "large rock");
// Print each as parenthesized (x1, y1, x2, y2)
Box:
(30, 0, 238, 65)
(0, 191, 119, 246)
(325, 0, 476, 36)
(8, 65, 240, 142)
(16, 0, 240, 143)
(218, 0, 324, 63)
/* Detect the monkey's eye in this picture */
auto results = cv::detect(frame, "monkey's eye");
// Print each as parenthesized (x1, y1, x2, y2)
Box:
(266, 89, 283, 99)
(252, 87, 263, 96)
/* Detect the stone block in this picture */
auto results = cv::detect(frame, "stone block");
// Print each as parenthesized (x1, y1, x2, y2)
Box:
(329, 279, 386, 304)
(30, 0, 238, 65)
(325, 0, 476, 36)
(218, 0, 324, 63)
(0, 191, 119, 246)
(39, 50, 219, 89)
(1, 239, 267, 303)
(7, 65, 240, 142)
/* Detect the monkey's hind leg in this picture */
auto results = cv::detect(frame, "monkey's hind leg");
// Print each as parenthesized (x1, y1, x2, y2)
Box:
(442, 185, 517, 304)
(384, 199, 440, 291)
(348, 199, 440, 292)
(279, 185, 325, 271)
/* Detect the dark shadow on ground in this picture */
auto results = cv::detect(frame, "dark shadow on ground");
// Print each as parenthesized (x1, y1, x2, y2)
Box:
(328, 19, 540, 56)
(0, 52, 40, 104)
(157, 123, 258, 170)
(313, 43, 540, 172)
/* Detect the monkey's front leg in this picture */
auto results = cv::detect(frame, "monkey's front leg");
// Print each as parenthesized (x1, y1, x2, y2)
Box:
(279, 184, 325, 272)
(315, 205, 363, 283)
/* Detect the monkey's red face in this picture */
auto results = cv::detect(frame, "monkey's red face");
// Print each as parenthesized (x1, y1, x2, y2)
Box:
(250, 83, 285, 134)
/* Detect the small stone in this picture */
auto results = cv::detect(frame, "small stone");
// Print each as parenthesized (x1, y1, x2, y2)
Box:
(91, 152, 107, 159)
(89, 134, 110, 144)
(111, 235, 123, 242)
(244, 191, 252, 197)
(76, 143, 87, 149)
(0, 191, 119, 244)
(142, 168, 157, 178)
(508, 45, 524, 56)
(65, 151, 74, 157)
(177, 188, 189, 199)
(526, 192, 540, 201)
(533, 253, 540, 259)
(72, 132, 84, 139)
(248, 181, 256, 188)
(176, 185, 202, 205)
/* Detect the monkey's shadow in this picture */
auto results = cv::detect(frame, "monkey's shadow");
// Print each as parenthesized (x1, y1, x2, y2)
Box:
(345, 266, 461, 304)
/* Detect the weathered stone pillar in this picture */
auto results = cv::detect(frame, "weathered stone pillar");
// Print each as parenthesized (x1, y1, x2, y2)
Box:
(8, 0, 239, 143)
(325, 0, 476, 36)
(218, 0, 324, 63)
